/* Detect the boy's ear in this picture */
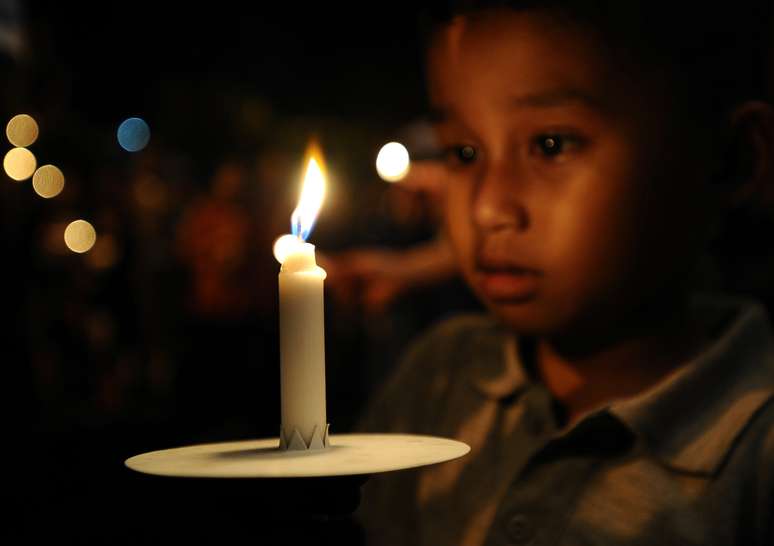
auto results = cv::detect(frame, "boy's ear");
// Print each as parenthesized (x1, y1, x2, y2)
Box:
(720, 100, 774, 208)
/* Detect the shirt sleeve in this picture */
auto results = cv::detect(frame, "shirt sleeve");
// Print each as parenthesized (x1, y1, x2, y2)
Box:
(355, 313, 492, 435)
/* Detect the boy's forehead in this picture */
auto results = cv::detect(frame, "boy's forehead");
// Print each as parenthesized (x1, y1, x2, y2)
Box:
(426, 12, 664, 121)
(427, 88, 609, 124)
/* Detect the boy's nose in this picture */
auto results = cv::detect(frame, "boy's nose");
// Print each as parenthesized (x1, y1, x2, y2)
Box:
(473, 163, 529, 232)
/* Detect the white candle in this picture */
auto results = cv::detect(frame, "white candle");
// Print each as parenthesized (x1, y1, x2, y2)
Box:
(274, 147, 329, 450)
(279, 240, 327, 448)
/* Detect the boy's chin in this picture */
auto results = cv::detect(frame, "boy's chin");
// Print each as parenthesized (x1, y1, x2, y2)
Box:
(485, 297, 557, 336)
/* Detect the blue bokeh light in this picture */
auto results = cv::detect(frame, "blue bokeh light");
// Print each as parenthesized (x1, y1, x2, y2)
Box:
(117, 117, 150, 152)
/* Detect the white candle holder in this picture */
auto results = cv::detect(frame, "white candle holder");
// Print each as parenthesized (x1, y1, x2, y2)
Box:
(125, 433, 470, 478)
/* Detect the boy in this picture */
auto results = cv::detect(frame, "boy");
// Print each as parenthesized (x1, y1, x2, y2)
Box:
(355, 2, 774, 545)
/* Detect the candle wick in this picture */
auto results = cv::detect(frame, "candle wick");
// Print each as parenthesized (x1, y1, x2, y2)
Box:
(291, 214, 301, 240)
(291, 211, 311, 241)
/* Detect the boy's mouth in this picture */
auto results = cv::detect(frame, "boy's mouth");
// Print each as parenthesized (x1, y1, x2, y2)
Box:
(475, 259, 541, 302)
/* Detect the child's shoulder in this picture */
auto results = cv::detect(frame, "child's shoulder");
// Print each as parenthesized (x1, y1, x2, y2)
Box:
(613, 293, 774, 478)
(356, 312, 507, 432)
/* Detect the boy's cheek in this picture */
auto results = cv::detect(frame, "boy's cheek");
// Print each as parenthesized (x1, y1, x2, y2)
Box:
(443, 182, 475, 250)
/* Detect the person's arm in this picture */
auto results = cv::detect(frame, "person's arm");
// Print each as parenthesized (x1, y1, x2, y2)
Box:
(321, 233, 458, 314)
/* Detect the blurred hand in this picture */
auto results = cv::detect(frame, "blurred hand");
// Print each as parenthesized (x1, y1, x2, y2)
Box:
(321, 158, 457, 315)
(322, 249, 407, 314)
(322, 236, 458, 315)
(393, 160, 448, 197)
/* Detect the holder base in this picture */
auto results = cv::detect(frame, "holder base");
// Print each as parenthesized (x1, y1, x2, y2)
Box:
(125, 433, 471, 478)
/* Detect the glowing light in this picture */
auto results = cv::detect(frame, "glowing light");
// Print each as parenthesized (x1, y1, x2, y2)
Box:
(43, 221, 69, 255)
(4, 147, 37, 181)
(376, 142, 410, 182)
(291, 143, 327, 241)
(64, 220, 97, 253)
(117, 117, 151, 152)
(6, 114, 39, 147)
(32, 164, 65, 198)
(133, 175, 166, 211)
(273, 233, 304, 264)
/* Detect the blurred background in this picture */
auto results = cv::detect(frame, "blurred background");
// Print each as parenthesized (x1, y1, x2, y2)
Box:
(4, 1, 479, 541)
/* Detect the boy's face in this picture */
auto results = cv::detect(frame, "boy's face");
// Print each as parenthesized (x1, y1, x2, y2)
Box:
(427, 11, 721, 339)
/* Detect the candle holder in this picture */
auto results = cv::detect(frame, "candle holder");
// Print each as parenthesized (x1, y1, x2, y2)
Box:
(125, 433, 470, 479)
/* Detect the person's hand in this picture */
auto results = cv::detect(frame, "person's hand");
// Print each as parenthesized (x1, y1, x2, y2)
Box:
(259, 474, 372, 519)
(126, 471, 372, 541)
(322, 236, 458, 315)
(322, 249, 414, 314)
(395, 160, 447, 198)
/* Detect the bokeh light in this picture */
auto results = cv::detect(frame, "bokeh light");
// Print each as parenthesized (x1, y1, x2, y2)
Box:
(64, 220, 97, 253)
(6, 114, 39, 147)
(133, 174, 167, 212)
(4, 147, 37, 181)
(32, 164, 65, 198)
(376, 142, 410, 182)
(117, 117, 151, 152)
(273, 233, 302, 264)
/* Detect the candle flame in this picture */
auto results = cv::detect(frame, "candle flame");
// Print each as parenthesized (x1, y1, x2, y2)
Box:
(291, 143, 327, 241)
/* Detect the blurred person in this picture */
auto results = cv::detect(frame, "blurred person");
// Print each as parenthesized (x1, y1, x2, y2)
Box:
(176, 159, 254, 319)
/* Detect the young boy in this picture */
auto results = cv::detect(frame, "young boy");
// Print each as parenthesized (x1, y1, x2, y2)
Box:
(355, 2, 774, 545)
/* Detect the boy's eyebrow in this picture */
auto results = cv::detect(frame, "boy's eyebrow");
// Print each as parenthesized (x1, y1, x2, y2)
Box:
(427, 89, 605, 123)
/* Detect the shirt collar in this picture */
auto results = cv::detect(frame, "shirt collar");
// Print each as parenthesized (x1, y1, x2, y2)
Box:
(609, 294, 774, 476)
(467, 327, 530, 400)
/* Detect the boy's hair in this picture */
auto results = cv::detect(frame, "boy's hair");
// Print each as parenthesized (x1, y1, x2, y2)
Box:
(419, 1, 774, 121)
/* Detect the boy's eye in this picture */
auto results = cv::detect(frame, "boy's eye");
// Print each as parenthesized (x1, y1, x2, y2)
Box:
(458, 145, 477, 163)
(530, 134, 584, 159)
(443, 144, 478, 166)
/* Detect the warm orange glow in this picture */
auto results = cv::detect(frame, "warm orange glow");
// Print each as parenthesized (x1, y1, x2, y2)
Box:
(43, 221, 70, 256)
(291, 141, 327, 240)
(85, 234, 119, 269)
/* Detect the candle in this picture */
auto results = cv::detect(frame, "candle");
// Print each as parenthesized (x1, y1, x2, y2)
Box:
(274, 146, 329, 451)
